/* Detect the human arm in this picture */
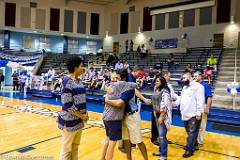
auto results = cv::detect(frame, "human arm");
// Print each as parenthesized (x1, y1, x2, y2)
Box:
(196, 85, 205, 120)
(204, 83, 213, 114)
(105, 89, 135, 108)
(61, 87, 88, 121)
(135, 88, 151, 105)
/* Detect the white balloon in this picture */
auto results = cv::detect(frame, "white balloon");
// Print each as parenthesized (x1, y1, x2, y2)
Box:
(230, 88, 238, 96)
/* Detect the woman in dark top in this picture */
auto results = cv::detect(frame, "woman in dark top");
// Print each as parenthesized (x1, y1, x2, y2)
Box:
(152, 75, 172, 160)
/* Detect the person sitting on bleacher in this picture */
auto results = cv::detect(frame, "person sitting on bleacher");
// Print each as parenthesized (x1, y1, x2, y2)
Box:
(115, 61, 124, 71)
(194, 64, 204, 74)
(204, 65, 212, 84)
(167, 53, 175, 72)
(146, 67, 157, 89)
(154, 59, 163, 72)
(124, 61, 129, 69)
(207, 54, 217, 71)
(185, 64, 193, 74)
(136, 67, 146, 89)
(87, 67, 96, 80)
(47, 67, 55, 78)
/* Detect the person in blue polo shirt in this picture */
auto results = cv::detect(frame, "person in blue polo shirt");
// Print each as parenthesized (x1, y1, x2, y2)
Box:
(193, 71, 212, 146)
(57, 57, 89, 160)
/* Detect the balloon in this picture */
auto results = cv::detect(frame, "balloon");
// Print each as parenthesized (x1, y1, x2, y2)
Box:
(230, 88, 238, 96)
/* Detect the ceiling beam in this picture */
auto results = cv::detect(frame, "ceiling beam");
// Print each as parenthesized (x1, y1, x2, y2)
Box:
(67, 0, 115, 5)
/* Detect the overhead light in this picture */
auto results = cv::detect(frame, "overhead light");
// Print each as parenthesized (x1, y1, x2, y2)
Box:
(106, 31, 109, 38)
(86, 36, 89, 38)
(138, 26, 141, 34)
(33, 31, 37, 33)
(230, 16, 235, 24)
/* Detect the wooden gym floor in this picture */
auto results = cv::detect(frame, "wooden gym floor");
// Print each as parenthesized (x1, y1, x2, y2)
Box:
(0, 96, 239, 160)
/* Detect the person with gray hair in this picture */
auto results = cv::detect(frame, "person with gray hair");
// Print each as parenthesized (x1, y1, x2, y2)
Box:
(174, 72, 205, 158)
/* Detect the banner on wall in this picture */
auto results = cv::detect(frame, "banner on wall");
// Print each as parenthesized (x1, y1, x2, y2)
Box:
(155, 38, 178, 49)
(86, 41, 97, 54)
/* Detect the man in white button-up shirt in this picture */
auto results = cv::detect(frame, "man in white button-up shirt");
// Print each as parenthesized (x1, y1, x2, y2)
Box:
(175, 72, 205, 158)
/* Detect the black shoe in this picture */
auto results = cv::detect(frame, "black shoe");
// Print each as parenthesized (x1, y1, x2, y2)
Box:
(118, 147, 126, 153)
(131, 143, 136, 148)
(194, 145, 199, 151)
(151, 140, 159, 146)
(184, 146, 199, 151)
(183, 151, 194, 158)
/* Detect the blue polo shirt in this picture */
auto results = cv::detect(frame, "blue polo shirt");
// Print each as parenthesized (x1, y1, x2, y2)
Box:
(120, 89, 138, 113)
(128, 73, 136, 83)
(201, 81, 212, 104)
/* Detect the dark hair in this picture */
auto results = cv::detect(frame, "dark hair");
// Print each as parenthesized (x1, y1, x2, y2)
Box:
(116, 69, 129, 82)
(155, 74, 170, 92)
(66, 57, 83, 73)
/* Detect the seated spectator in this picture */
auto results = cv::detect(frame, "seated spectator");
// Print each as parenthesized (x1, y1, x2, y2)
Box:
(146, 67, 157, 88)
(136, 67, 146, 88)
(167, 53, 175, 71)
(97, 47, 103, 57)
(204, 65, 212, 84)
(194, 64, 204, 74)
(54, 76, 63, 91)
(47, 67, 55, 78)
(153, 59, 163, 72)
(123, 61, 129, 69)
(207, 54, 217, 71)
(106, 53, 115, 66)
(115, 61, 124, 71)
(185, 64, 193, 73)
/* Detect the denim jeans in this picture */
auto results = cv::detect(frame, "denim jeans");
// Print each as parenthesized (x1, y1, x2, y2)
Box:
(184, 117, 201, 152)
(157, 122, 168, 159)
(20, 82, 25, 93)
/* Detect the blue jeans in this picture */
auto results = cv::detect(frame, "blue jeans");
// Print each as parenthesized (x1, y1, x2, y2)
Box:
(157, 122, 168, 159)
(184, 117, 201, 152)
(20, 82, 25, 93)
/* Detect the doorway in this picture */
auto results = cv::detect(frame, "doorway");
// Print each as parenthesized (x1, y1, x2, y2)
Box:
(213, 33, 224, 47)
(113, 42, 119, 54)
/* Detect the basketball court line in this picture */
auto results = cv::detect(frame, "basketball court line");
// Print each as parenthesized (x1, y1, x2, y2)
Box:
(0, 118, 239, 159)
(0, 126, 94, 156)
(141, 136, 240, 159)
(0, 112, 19, 116)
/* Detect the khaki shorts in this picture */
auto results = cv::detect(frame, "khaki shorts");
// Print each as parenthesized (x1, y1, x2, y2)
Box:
(122, 111, 143, 144)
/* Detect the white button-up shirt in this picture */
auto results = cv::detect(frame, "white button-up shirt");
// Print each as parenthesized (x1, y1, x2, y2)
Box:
(175, 81, 205, 121)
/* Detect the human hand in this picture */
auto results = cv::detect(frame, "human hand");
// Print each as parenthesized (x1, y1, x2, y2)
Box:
(204, 107, 209, 115)
(144, 99, 152, 105)
(196, 115, 201, 120)
(81, 114, 89, 121)
(158, 117, 164, 124)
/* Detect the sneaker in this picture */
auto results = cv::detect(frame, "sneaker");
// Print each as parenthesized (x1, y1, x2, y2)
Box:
(182, 151, 194, 158)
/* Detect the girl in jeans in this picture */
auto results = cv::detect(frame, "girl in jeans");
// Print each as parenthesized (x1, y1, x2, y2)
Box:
(152, 75, 172, 160)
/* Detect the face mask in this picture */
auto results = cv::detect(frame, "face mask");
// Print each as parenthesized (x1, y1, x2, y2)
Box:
(182, 80, 190, 86)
